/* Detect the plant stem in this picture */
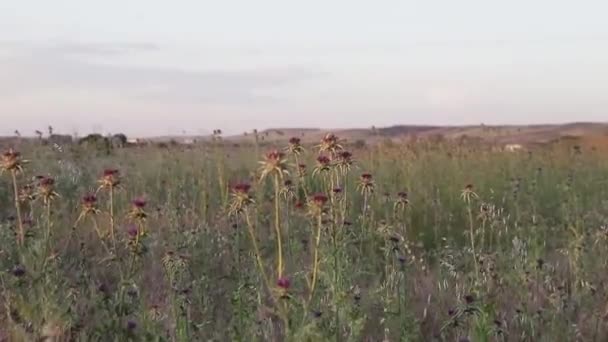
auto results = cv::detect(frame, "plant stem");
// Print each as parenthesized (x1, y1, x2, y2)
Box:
(11, 170, 24, 246)
(467, 203, 479, 282)
(109, 186, 115, 249)
(274, 175, 284, 278)
(308, 213, 323, 303)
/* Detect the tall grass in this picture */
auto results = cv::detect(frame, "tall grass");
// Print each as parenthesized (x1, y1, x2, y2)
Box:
(0, 137, 607, 341)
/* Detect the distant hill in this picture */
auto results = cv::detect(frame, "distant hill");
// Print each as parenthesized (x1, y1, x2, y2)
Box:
(215, 122, 608, 147)
(3, 122, 608, 148)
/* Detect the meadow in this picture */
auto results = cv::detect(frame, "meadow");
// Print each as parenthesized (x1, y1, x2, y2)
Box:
(0, 133, 607, 341)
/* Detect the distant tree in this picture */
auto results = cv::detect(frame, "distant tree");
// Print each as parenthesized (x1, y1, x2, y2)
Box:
(14, 130, 20, 137)
(111, 133, 128, 148)
(48, 125, 53, 136)
(353, 139, 366, 149)
(35, 130, 43, 140)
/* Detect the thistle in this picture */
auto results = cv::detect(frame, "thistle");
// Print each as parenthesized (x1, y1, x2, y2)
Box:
(37, 176, 60, 204)
(258, 149, 289, 278)
(460, 184, 479, 204)
(18, 183, 36, 204)
(97, 169, 121, 191)
(280, 179, 295, 200)
(308, 192, 328, 303)
(229, 183, 255, 215)
(335, 150, 354, 174)
(317, 133, 343, 156)
(258, 150, 289, 182)
(129, 197, 148, 222)
(285, 137, 304, 156)
(1, 149, 27, 175)
(357, 173, 375, 195)
(394, 191, 409, 212)
(81, 194, 101, 216)
(276, 276, 291, 299)
(98, 169, 121, 246)
(312, 155, 332, 177)
(2, 149, 28, 245)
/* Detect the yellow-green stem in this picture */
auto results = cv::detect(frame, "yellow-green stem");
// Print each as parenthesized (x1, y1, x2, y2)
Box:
(274, 175, 284, 277)
(308, 213, 323, 303)
(109, 186, 115, 249)
(11, 170, 24, 246)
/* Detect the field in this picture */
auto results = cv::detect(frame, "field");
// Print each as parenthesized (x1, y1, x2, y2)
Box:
(1, 132, 608, 341)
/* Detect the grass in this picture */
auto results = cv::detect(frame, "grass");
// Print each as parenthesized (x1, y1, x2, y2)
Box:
(0, 135, 607, 341)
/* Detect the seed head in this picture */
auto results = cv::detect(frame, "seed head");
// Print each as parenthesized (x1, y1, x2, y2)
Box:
(230, 182, 255, 214)
(12, 265, 26, 277)
(1, 149, 27, 174)
(129, 197, 148, 220)
(277, 276, 291, 298)
(277, 276, 291, 289)
(357, 173, 375, 195)
(312, 193, 328, 207)
(18, 184, 36, 203)
(285, 137, 304, 155)
(297, 163, 307, 177)
(37, 176, 60, 204)
(460, 183, 479, 203)
(312, 155, 332, 177)
(98, 168, 121, 191)
(336, 150, 354, 173)
(394, 191, 410, 211)
(259, 149, 289, 181)
(317, 133, 343, 155)
(80, 193, 100, 216)
(126, 224, 139, 240)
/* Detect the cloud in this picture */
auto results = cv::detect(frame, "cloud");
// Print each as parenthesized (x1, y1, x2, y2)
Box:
(0, 41, 326, 105)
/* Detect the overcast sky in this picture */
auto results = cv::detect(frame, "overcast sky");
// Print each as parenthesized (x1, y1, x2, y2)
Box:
(1, 0, 607, 137)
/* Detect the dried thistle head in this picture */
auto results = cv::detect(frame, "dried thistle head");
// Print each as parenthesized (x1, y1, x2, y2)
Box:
(332, 187, 343, 199)
(18, 184, 36, 203)
(317, 133, 343, 155)
(280, 179, 295, 200)
(129, 197, 148, 220)
(357, 173, 375, 195)
(81, 193, 100, 216)
(297, 163, 307, 177)
(229, 182, 255, 214)
(335, 150, 354, 173)
(460, 183, 479, 203)
(98, 169, 121, 191)
(308, 193, 328, 216)
(394, 191, 410, 211)
(37, 176, 60, 204)
(312, 155, 332, 177)
(276, 276, 291, 299)
(258, 150, 289, 181)
(285, 137, 304, 156)
(126, 224, 139, 240)
(1, 149, 27, 174)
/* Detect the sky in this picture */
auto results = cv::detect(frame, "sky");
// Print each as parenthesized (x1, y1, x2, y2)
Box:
(1, 0, 607, 137)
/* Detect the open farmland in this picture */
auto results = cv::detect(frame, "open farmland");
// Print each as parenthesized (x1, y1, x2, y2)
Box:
(1, 132, 608, 341)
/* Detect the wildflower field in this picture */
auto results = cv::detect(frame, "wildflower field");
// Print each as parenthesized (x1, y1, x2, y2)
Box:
(1, 134, 608, 341)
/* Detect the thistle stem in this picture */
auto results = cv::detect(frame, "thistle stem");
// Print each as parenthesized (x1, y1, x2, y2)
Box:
(109, 186, 116, 249)
(11, 170, 24, 246)
(308, 213, 323, 303)
(274, 175, 284, 277)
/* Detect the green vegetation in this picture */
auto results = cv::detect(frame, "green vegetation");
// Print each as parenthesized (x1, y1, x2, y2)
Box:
(0, 134, 607, 341)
